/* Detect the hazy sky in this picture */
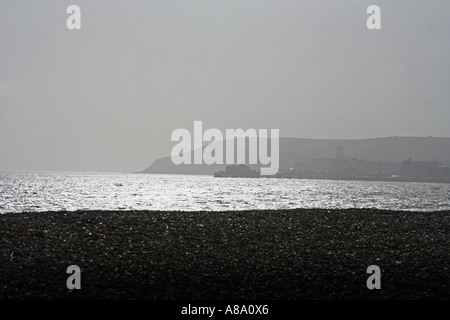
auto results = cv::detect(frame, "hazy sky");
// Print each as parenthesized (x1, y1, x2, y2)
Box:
(1, 0, 449, 172)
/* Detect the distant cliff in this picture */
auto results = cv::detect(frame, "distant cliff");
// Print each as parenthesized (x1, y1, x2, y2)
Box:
(142, 137, 450, 175)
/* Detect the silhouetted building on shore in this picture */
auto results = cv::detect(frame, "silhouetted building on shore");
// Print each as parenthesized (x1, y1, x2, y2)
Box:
(214, 164, 260, 178)
(400, 158, 441, 178)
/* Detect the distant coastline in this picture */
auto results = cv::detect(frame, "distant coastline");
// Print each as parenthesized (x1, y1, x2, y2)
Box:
(216, 174, 450, 184)
(143, 137, 450, 180)
(213, 164, 450, 184)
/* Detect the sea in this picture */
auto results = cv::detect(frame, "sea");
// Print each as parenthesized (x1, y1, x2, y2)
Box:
(0, 171, 449, 213)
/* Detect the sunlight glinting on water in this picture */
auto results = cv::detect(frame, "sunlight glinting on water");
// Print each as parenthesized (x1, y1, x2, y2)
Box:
(1, 172, 449, 213)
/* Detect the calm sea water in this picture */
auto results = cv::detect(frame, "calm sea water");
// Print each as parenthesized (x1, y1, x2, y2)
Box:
(0, 171, 449, 213)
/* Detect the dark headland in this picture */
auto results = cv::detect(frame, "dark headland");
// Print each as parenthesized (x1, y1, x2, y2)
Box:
(1, 209, 449, 300)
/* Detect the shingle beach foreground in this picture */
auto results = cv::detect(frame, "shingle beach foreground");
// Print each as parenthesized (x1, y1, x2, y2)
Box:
(1, 209, 449, 299)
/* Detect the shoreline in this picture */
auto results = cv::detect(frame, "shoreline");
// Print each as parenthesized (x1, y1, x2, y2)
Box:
(213, 174, 450, 184)
(1, 208, 449, 299)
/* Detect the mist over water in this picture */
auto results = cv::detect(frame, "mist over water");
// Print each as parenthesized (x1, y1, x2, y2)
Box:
(1, 172, 449, 213)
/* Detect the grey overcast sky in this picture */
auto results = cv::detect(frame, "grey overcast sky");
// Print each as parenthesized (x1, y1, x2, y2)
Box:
(0, 0, 449, 172)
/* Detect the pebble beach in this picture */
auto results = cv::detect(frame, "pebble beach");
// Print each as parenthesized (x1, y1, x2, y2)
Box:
(1, 209, 449, 299)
